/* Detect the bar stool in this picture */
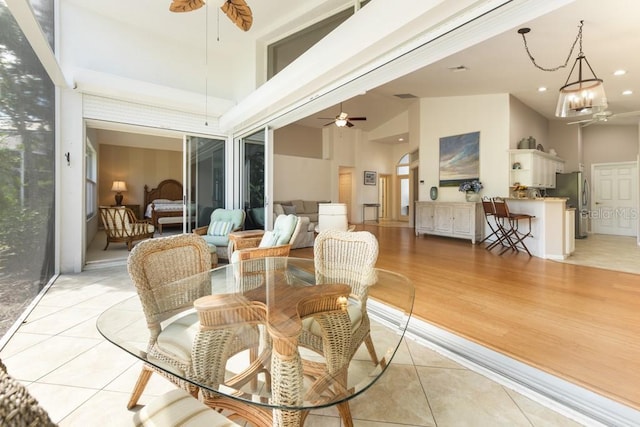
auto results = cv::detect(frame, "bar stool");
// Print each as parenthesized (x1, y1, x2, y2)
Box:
(480, 197, 508, 252)
(491, 197, 534, 256)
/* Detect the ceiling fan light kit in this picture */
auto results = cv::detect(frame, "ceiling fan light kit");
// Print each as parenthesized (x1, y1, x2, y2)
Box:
(518, 20, 608, 118)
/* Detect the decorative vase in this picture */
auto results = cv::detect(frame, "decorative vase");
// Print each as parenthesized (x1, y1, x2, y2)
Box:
(430, 186, 438, 200)
(465, 191, 480, 202)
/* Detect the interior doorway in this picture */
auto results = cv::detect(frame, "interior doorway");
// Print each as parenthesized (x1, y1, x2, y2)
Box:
(339, 171, 353, 222)
(378, 174, 391, 220)
(591, 161, 638, 237)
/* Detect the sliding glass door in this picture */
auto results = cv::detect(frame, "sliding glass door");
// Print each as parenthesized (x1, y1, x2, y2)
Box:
(184, 136, 226, 230)
(237, 128, 272, 230)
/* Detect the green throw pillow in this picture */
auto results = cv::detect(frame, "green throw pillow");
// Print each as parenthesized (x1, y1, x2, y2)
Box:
(207, 221, 233, 236)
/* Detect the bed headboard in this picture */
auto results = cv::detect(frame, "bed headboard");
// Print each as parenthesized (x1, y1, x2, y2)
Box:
(144, 179, 183, 207)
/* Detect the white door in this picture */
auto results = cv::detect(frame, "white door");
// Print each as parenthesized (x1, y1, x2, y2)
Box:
(591, 162, 638, 236)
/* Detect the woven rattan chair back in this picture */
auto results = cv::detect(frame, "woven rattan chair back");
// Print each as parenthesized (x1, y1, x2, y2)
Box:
(0, 359, 56, 426)
(128, 233, 211, 332)
(313, 229, 379, 301)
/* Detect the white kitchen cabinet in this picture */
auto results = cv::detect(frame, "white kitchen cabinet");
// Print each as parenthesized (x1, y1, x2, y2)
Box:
(509, 149, 565, 189)
(415, 201, 482, 243)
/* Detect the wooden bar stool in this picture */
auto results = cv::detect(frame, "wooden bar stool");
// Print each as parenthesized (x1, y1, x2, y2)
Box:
(491, 198, 534, 256)
(480, 197, 509, 252)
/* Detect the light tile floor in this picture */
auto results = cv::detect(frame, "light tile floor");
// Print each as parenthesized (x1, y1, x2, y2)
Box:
(0, 263, 598, 426)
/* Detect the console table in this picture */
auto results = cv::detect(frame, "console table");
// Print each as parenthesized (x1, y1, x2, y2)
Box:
(362, 203, 380, 223)
(415, 201, 483, 244)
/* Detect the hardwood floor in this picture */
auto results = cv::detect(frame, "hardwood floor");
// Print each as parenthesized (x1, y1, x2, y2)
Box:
(292, 225, 640, 412)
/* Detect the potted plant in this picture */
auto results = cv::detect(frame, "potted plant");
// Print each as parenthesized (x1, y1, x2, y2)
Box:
(458, 180, 483, 202)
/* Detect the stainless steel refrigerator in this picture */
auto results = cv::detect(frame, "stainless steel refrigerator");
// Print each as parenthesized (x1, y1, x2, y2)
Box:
(547, 171, 589, 239)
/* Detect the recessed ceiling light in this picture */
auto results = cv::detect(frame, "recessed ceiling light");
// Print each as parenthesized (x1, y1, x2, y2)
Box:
(398, 137, 404, 142)
(622, 90, 633, 95)
(614, 69, 627, 76)
(538, 87, 547, 92)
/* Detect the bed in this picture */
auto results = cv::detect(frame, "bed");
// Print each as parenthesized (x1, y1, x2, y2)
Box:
(143, 179, 187, 229)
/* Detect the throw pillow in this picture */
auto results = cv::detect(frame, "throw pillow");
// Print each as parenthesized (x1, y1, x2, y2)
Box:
(207, 220, 233, 236)
(283, 205, 296, 215)
(258, 231, 280, 247)
(273, 203, 285, 216)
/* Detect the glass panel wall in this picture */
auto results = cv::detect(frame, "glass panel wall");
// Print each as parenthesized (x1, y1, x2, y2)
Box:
(187, 136, 226, 229)
(240, 130, 265, 230)
(0, 2, 56, 339)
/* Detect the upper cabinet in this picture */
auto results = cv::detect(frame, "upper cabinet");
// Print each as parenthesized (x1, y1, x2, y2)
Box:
(509, 149, 565, 189)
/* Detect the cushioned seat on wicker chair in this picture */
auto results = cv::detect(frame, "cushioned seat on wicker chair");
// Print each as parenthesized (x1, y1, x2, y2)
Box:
(192, 208, 246, 262)
(126, 233, 211, 409)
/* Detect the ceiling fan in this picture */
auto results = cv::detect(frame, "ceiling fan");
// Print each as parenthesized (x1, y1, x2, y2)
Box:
(567, 110, 640, 127)
(169, 0, 253, 31)
(318, 103, 367, 128)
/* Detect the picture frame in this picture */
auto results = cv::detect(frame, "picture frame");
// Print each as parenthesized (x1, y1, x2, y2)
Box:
(364, 170, 377, 185)
(439, 131, 480, 187)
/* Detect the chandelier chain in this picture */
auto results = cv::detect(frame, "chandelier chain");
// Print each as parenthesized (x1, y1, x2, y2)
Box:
(520, 20, 583, 72)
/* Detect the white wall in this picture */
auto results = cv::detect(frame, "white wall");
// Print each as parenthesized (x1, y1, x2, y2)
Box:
(418, 94, 510, 202)
(582, 124, 639, 186)
(509, 95, 548, 151)
(273, 154, 332, 201)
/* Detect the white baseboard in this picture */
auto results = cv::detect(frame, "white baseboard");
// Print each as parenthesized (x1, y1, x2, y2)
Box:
(369, 300, 640, 427)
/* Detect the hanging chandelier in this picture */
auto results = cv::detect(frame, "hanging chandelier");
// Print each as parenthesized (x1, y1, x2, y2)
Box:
(518, 20, 607, 118)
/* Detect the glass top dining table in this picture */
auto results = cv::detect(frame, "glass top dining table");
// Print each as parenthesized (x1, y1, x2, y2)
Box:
(97, 257, 414, 427)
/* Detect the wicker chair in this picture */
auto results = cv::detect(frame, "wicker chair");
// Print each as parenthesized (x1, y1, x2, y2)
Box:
(126, 233, 211, 409)
(0, 359, 238, 426)
(100, 206, 155, 251)
(299, 229, 380, 420)
(229, 214, 302, 263)
(0, 359, 56, 426)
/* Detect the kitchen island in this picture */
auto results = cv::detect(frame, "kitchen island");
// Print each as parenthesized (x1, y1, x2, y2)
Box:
(500, 197, 572, 259)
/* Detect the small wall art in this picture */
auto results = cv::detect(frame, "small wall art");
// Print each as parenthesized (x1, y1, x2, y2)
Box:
(364, 170, 377, 185)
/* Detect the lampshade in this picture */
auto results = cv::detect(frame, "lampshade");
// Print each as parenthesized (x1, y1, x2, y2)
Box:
(555, 54, 607, 118)
(111, 181, 127, 192)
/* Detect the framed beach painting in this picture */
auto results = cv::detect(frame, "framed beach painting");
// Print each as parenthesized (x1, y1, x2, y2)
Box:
(439, 131, 480, 187)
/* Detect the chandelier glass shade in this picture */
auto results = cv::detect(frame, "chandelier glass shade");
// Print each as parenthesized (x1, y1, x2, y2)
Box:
(555, 54, 607, 117)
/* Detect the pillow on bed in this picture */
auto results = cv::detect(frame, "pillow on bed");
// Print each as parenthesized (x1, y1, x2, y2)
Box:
(152, 199, 172, 204)
(207, 221, 233, 236)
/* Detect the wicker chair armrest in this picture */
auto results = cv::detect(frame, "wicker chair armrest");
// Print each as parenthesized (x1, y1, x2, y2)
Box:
(232, 236, 263, 250)
(235, 244, 291, 261)
(192, 226, 208, 235)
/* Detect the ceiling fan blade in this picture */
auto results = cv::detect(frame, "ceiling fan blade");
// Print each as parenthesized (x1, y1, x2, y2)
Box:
(169, 0, 204, 12)
(348, 117, 367, 121)
(581, 120, 597, 128)
(566, 119, 592, 125)
(611, 110, 640, 118)
(323, 121, 335, 126)
(346, 121, 355, 128)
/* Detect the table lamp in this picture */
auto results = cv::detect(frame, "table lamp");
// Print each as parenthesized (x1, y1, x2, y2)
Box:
(111, 180, 127, 206)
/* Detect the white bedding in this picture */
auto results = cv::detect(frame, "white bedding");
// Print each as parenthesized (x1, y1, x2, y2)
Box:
(145, 200, 195, 218)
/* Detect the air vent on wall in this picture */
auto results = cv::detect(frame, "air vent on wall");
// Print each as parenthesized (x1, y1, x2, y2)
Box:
(394, 93, 418, 99)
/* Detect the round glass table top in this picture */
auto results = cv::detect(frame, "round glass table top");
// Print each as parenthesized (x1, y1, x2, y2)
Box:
(97, 257, 414, 412)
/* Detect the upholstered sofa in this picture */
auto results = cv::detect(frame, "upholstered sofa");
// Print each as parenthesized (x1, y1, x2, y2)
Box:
(273, 200, 329, 249)
(273, 200, 329, 223)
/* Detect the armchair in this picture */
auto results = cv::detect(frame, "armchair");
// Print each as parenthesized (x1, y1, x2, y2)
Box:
(193, 208, 246, 262)
(99, 206, 155, 251)
(229, 214, 301, 263)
